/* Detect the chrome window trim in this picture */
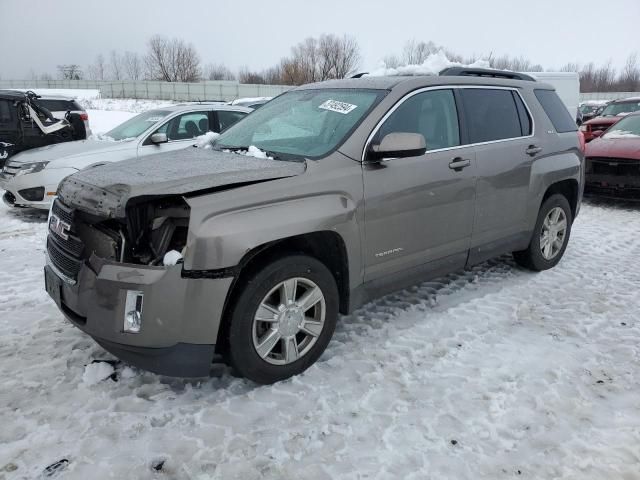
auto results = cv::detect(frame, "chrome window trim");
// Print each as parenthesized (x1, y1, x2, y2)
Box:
(361, 85, 536, 162)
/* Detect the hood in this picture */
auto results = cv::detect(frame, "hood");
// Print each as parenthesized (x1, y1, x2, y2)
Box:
(58, 147, 306, 218)
(586, 137, 640, 160)
(9, 138, 135, 165)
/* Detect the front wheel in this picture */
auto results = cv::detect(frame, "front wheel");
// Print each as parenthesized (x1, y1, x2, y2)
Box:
(513, 194, 573, 271)
(227, 255, 339, 384)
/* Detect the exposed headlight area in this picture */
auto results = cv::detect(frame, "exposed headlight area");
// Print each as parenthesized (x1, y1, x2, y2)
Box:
(14, 161, 49, 177)
(124, 197, 190, 266)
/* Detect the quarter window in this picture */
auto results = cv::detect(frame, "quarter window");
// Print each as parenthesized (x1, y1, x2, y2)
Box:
(378, 89, 460, 151)
(534, 89, 577, 133)
(461, 89, 523, 143)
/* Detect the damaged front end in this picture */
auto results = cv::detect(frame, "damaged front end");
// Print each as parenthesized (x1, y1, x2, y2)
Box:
(47, 195, 191, 282)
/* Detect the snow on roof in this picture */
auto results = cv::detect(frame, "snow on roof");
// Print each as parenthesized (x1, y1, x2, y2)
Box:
(367, 51, 491, 77)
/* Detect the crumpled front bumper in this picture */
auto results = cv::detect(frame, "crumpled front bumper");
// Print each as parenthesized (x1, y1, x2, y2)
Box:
(45, 253, 234, 377)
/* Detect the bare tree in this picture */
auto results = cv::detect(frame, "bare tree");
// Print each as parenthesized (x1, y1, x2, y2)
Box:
(109, 50, 123, 80)
(619, 53, 639, 91)
(204, 63, 236, 81)
(87, 54, 106, 80)
(144, 35, 201, 82)
(276, 34, 361, 85)
(402, 39, 439, 65)
(123, 51, 143, 80)
(57, 64, 83, 80)
(238, 66, 266, 84)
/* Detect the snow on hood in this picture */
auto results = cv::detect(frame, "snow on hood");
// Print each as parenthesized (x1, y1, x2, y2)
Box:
(58, 147, 306, 218)
(7, 138, 136, 165)
(367, 51, 491, 77)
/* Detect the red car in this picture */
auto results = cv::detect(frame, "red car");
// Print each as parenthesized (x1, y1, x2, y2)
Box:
(584, 112, 640, 199)
(580, 98, 640, 142)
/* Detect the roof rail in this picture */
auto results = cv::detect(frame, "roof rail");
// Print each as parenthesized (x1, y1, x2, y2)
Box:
(439, 67, 536, 82)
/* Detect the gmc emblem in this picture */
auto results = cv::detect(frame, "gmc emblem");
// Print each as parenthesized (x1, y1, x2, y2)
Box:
(49, 214, 70, 240)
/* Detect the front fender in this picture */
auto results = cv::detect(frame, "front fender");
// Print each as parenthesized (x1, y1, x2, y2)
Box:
(183, 193, 360, 276)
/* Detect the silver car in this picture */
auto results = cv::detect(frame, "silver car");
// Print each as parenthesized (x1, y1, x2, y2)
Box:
(1, 103, 251, 209)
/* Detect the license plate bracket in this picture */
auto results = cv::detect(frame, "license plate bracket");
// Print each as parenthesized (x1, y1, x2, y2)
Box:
(44, 266, 62, 307)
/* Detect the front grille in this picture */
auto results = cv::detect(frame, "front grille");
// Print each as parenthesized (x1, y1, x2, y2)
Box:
(586, 157, 640, 177)
(47, 198, 85, 279)
(47, 236, 83, 278)
(51, 197, 74, 226)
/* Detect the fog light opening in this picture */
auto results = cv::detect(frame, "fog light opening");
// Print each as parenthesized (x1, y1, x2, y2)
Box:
(124, 290, 144, 333)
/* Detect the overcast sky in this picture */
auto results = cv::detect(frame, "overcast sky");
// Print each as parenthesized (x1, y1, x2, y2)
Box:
(1, 0, 638, 79)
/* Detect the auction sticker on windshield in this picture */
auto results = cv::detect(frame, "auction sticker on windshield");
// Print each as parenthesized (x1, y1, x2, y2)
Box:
(319, 100, 358, 114)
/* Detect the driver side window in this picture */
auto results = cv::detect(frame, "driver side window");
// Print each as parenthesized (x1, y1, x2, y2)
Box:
(378, 89, 460, 151)
(152, 112, 209, 142)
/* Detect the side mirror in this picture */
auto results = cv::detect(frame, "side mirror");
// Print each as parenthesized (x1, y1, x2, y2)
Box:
(368, 132, 427, 161)
(150, 133, 168, 144)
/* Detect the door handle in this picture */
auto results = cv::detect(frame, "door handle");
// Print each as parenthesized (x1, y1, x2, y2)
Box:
(526, 145, 543, 156)
(448, 157, 471, 171)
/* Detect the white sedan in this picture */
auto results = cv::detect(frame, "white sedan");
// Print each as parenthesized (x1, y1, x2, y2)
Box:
(0, 103, 251, 209)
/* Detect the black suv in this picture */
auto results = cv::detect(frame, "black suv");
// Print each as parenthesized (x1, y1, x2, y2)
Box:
(0, 90, 87, 167)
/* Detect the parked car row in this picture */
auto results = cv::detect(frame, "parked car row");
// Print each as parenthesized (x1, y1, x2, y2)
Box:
(33, 67, 587, 384)
(580, 97, 640, 141)
(1, 103, 251, 208)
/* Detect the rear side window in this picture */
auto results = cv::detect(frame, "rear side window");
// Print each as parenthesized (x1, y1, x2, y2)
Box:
(461, 89, 523, 143)
(0, 100, 12, 123)
(534, 89, 577, 133)
(37, 99, 82, 112)
(218, 110, 247, 132)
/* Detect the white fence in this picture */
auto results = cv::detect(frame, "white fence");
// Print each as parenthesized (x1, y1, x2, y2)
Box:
(2, 79, 638, 104)
(0, 79, 292, 102)
(579, 92, 640, 102)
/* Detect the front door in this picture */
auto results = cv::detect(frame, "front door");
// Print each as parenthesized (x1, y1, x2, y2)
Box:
(138, 111, 211, 157)
(362, 88, 477, 283)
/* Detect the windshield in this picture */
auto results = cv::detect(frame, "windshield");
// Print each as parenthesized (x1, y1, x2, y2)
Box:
(603, 115, 640, 138)
(105, 109, 172, 141)
(215, 89, 385, 158)
(601, 101, 640, 117)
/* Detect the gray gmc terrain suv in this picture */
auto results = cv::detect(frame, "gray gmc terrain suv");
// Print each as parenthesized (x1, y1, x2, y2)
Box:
(45, 68, 584, 384)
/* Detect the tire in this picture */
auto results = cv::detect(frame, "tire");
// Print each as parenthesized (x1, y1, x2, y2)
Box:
(227, 254, 339, 384)
(513, 194, 572, 271)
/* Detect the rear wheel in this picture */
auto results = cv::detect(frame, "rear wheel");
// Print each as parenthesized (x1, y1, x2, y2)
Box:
(227, 255, 339, 384)
(513, 194, 572, 271)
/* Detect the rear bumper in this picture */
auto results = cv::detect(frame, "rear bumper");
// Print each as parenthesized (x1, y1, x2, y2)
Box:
(45, 253, 234, 377)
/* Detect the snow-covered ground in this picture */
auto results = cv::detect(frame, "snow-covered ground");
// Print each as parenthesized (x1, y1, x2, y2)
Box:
(1, 197, 640, 479)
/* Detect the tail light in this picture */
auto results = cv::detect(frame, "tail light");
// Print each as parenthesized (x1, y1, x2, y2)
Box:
(79, 112, 89, 121)
(577, 130, 586, 153)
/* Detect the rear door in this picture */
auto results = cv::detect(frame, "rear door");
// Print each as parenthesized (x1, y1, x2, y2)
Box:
(215, 109, 248, 133)
(362, 88, 477, 282)
(458, 87, 536, 262)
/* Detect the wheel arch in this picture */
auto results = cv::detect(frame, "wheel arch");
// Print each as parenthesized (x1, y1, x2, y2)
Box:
(214, 230, 351, 353)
